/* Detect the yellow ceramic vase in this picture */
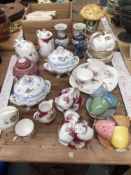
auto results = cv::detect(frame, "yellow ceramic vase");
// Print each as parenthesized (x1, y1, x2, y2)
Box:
(111, 126, 129, 149)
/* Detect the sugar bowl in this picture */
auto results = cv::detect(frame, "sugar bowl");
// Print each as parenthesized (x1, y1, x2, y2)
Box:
(44, 46, 79, 78)
(10, 75, 51, 107)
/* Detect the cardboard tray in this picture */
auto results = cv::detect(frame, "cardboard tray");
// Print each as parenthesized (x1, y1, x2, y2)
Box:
(22, 3, 72, 44)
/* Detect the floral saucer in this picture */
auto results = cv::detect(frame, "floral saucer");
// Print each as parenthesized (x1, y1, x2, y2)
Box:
(86, 49, 114, 64)
(69, 63, 118, 94)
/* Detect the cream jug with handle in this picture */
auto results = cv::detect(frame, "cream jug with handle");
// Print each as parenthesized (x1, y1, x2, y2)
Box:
(37, 29, 55, 59)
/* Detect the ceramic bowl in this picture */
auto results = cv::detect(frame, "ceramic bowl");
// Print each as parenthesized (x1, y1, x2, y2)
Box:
(10, 75, 51, 107)
(0, 106, 19, 134)
(13, 57, 39, 80)
(13, 118, 34, 142)
(94, 115, 130, 151)
(15, 118, 34, 137)
(44, 46, 79, 78)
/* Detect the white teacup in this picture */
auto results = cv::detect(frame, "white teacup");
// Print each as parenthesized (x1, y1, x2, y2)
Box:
(88, 59, 106, 81)
(33, 100, 56, 124)
(73, 67, 93, 84)
(13, 118, 34, 142)
(90, 32, 115, 52)
(91, 34, 106, 52)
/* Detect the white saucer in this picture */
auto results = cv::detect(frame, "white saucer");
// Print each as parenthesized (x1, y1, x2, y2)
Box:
(69, 63, 118, 94)
(86, 49, 113, 64)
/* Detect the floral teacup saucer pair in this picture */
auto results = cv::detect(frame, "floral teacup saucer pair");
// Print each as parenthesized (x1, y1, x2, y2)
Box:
(69, 60, 118, 94)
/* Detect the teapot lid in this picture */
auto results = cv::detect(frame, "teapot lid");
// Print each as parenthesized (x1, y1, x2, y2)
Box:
(15, 58, 31, 70)
(37, 29, 53, 40)
(48, 46, 74, 68)
(48, 46, 74, 59)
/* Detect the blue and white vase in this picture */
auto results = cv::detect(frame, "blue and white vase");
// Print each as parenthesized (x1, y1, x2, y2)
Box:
(54, 23, 69, 48)
(72, 23, 86, 59)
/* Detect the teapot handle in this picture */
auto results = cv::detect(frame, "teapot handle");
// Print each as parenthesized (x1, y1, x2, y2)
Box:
(74, 56, 79, 63)
(10, 95, 23, 106)
(45, 80, 51, 94)
(33, 112, 40, 120)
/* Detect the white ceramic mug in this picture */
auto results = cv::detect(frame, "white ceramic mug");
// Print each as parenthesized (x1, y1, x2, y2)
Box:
(33, 100, 56, 124)
(88, 59, 106, 80)
(13, 118, 34, 142)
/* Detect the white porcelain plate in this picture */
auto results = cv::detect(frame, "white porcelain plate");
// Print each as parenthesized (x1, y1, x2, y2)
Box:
(69, 63, 118, 94)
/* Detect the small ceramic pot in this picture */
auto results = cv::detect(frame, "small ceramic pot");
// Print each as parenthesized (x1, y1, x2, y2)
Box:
(33, 100, 56, 124)
(13, 57, 39, 80)
(13, 118, 34, 142)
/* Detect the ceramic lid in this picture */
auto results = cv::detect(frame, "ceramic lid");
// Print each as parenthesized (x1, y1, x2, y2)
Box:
(13, 75, 46, 101)
(48, 46, 75, 69)
(15, 58, 31, 69)
(37, 29, 53, 40)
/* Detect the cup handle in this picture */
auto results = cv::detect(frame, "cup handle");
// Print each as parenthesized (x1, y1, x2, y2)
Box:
(50, 108, 56, 116)
(45, 80, 51, 94)
(13, 135, 19, 143)
(33, 112, 40, 120)
(0, 128, 2, 137)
